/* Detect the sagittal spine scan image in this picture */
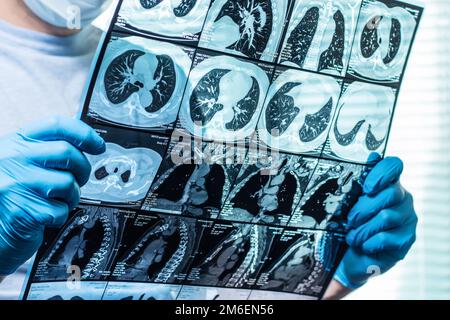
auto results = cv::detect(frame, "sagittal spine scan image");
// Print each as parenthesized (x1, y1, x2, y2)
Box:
(179, 55, 270, 142)
(258, 69, 342, 155)
(88, 36, 192, 129)
(279, 0, 361, 76)
(328, 81, 395, 163)
(253, 229, 345, 296)
(82, 143, 162, 204)
(348, 0, 419, 82)
(143, 142, 242, 218)
(32, 207, 126, 282)
(186, 223, 275, 289)
(118, 0, 211, 40)
(199, 0, 288, 62)
(112, 215, 211, 284)
(290, 160, 364, 232)
(220, 155, 317, 226)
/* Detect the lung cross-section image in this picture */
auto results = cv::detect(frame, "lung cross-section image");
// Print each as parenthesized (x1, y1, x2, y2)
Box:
(290, 160, 365, 232)
(179, 54, 271, 142)
(279, 0, 361, 76)
(220, 154, 318, 226)
(199, 0, 288, 62)
(104, 50, 175, 112)
(258, 68, 342, 156)
(327, 81, 396, 163)
(117, 0, 211, 41)
(88, 35, 193, 130)
(82, 143, 162, 205)
(348, 0, 420, 83)
(32, 206, 126, 282)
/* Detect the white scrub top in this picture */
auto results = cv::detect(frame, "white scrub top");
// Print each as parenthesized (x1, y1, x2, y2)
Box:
(0, 19, 102, 136)
(0, 18, 102, 299)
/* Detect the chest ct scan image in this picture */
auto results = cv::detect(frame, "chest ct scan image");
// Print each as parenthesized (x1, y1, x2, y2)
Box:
(258, 69, 342, 156)
(22, 0, 423, 301)
(199, 0, 289, 62)
(279, 0, 361, 76)
(89, 36, 193, 129)
(118, 0, 212, 40)
(179, 54, 271, 142)
(81, 143, 162, 204)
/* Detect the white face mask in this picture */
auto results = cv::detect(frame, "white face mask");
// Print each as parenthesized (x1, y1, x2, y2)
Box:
(24, 0, 111, 29)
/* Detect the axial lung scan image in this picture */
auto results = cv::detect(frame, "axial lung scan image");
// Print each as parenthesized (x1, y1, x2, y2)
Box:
(347, 0, 420, 83)
(22, 0, 423, 301)
(178, 52, 273, 142)
(82, 142, 163, 205)
(87, 34, 193, 131)
(257, 68, 342, 156)
(117, 0, 212, 42)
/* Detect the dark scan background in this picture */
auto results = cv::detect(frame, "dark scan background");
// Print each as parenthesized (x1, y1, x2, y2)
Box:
(23, 0, 423, 301)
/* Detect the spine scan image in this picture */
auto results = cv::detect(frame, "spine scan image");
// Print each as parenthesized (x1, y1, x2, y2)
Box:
(32, 206, 126, 282)
(112, 215, 208, 284)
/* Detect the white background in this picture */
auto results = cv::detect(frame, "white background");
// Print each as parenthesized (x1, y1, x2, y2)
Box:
(348, 0, 450, 300)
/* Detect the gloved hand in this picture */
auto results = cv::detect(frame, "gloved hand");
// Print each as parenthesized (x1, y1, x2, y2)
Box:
(0, 117, 105, 276)
(334, 157, 417, 289)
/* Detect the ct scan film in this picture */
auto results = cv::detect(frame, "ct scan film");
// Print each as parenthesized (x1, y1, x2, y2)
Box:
(22, 0, 423, 301)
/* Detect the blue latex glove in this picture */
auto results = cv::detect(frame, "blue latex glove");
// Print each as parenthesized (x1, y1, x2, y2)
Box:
(334, 157, 417, 289)
(0, 117, 105, 275)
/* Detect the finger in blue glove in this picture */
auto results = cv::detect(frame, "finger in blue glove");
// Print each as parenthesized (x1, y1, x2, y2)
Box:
(347, 190, 414, 248)
(347, 181, 405, 229)
(363, 157, 404, 196)
(20, 116, 106, 155)
(334, 157, 417, 290)
(0, 116, 106, 275)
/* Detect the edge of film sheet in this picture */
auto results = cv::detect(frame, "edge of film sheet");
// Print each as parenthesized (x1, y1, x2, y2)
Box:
(22, 0, 423, 301)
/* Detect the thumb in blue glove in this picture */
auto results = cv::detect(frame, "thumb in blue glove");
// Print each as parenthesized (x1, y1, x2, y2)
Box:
(334, 157, 417, 289)
(0, 116, 105, 276)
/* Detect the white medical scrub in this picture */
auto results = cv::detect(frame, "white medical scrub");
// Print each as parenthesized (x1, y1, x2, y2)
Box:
(0, 18, 102, 299)
(0, 19, 101, 136)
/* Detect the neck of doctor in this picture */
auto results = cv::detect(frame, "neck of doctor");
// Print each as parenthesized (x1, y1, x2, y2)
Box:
(0, 0, 78, 36)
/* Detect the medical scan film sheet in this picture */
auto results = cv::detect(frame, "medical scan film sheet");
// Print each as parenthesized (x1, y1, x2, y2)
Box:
(22, 0, 423, 300)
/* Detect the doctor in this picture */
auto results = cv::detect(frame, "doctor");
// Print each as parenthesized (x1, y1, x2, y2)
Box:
(0, 0, 417, 299)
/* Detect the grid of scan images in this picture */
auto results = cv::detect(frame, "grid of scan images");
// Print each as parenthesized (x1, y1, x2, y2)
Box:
(23, 0, 423, 300)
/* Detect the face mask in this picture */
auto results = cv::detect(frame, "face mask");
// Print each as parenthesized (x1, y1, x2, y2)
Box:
(24, 0, 111, 29)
